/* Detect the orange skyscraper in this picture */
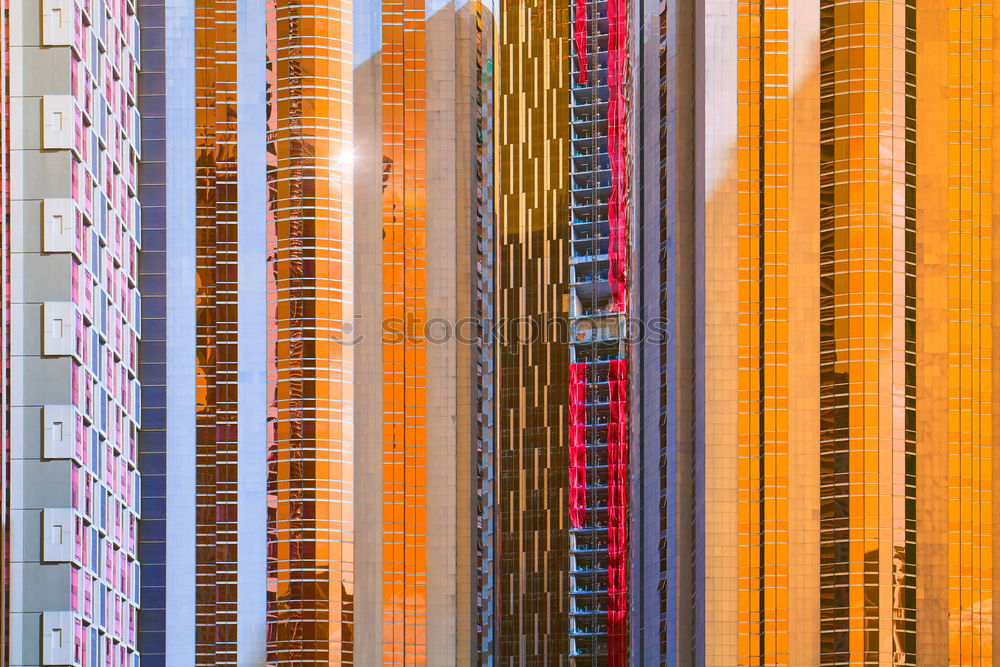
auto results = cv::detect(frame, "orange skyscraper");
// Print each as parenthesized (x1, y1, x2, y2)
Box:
(631, 1, 999, 665)
(497, 1, 1000, 665)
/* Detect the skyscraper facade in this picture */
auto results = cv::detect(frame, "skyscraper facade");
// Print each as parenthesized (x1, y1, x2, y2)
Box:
(135, 0, 167, 660)
(141, 0, 494, 665)
(496, 1, 572, 662)
(631, 1, 1000, 665)
(2, 0, 144, 664)
(496, 0, 633, 663)
(567, 0, 631, 662)
(3, 0, 1000, 665)
(353, 1, 495, 662)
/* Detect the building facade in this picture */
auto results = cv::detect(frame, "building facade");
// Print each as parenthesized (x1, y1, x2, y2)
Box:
(137, 0, 494, 665)
(567, 0, 631, 662)
(352, 1, 495, 661)
(3, 0, 1000, 665)
(2, 0, 144, 663)
(496, 1, 571, 663)
(495, 0, 633, 664)
(135, 0, 167, 658)
(632, 1, 1000, 665)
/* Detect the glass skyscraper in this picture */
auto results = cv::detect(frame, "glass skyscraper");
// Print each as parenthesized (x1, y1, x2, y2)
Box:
(496, 0, 633, 663)
(631, 1, 998, 665)
(2, 0, 1000, 665)
(496, 0, 1000, 665)
(131, 0, 495, 665)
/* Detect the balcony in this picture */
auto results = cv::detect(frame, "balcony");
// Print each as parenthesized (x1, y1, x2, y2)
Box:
(572, 300, 623, 319)
(571, 248, 609, 264)
(571, 224, 608, 240)
(569, 584, 609, 595)
(572, 349, 622, 364)
(571, 118, 608, 141)
(572, 241, 610, 262)
(569, 195, 608, 215)
(571, 155, 611, 176)
(570, 538, 607, 553)
(570, 599, 607, 615)
(572, 139, 609, 158)
(569, 621, 609, 636)
(571, 169, 612, 192)
(572, 269, 610, 284)
(572, 548, 608, 566)
(569, 637, 609, 660)
(571, 609, 606, 621)
(571, 76, 610, 102)
(570, 518, 609, 531)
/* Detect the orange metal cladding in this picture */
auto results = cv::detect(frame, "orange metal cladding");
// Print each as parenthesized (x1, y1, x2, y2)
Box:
(194, 0, 239, 660)
(265, 0, 354, 663)
(380, 0, 429, 663)
(917, 2, 997, 664)
(942, 5, 995, 663)
(818, 1, 917, 664)
(735, 1, 789, 664)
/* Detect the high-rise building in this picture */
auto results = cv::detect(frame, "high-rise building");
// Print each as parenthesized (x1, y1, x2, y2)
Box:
(134, 0, 167, 660)
(631, 1, 1000, 665)
(6, 0, 1000, 665)
(1, 0, 144, 664)
(494, 0, 1000, 665)
(353, 2, 496, 662)
(496, 1, 572, 663)
(566, 0, 631, 663)
(496, 0, 633, 664)
(137, 0, 494, 665)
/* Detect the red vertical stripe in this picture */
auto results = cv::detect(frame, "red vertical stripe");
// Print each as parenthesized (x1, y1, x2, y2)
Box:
(607, 0, 628, 312)
(605, 0, 629, 660)
(569, 362, 589, 529)
(607, 358, 628, 665)
(574, 0, 588, 84)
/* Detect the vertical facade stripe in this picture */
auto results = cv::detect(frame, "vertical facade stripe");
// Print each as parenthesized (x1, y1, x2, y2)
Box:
(735, 1, 790, 663)
(473, 3, 498, 661)
(235, 0, 269, 660)
(818, 2, 917, 663)
(380, 1, 429, 660)
(137, 0, 168, 655)
(265, 0, 355, 661)
(193, 0, 240, 657)
(163, 0, 198, 659)
(496, 1, 571, 663)
(943, 4, 995, 663)
(917, 3, 999, 666)
(0, 0, 9, 658)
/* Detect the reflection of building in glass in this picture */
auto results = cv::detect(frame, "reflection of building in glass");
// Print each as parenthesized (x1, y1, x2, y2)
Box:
(631, 2, 998, 665)
(264, 0, 356, 661)
(132, 1, 494, 665)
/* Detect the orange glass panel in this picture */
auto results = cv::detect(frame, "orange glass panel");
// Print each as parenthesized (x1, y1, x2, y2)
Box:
(194, 0, 240, 660)
(943, 3, 994, 664)
(265, 0, 355, 663)
(380, 1, 429, 663)
(818, 1, 917, 663)
(735, 2, 790, 664)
